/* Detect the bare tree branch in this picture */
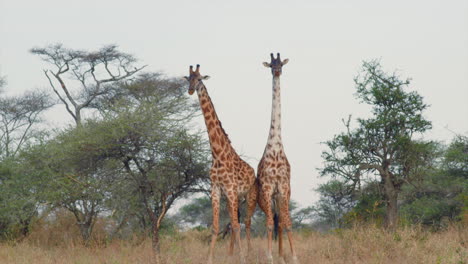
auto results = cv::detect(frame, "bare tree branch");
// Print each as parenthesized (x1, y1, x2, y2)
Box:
(31, 44, 145, 126)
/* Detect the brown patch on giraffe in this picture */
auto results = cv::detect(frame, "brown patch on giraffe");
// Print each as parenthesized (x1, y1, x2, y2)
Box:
(213, 147, 221, 156)
(220, 136, 226, 145)
(208, 121, 215, 130)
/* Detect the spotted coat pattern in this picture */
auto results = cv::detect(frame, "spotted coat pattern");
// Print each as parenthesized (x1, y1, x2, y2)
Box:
(184, 65, 257, 264)
(258, 53, 299, 264)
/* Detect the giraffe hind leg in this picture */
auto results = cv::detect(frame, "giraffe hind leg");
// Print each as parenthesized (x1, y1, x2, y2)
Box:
(229, 223, 235, 255)
(245, 183, 257, 253)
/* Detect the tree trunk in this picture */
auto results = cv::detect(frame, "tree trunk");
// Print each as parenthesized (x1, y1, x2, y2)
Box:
(385, 192, 398, 230)
(19, 219, 31, 237)
(78, 221, 93, 245)
(74, 213, 96, 246)
(382, 173, 399, 230)
(75, 109, 82, 127)
(151, 222, 161, 264)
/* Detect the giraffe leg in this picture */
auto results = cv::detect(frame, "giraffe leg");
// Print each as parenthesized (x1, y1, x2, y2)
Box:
(207, 187, 221, 264)
(279, 193, 299, 264)
(229, 226, 235, 255)
(245, 183, 257, 253)
(278, 195, 288, 264)
(278, 224, 283, 258)
(226, 195, 245, 264)
(286, 229, 299, 264)
(260, 190, 274, 264)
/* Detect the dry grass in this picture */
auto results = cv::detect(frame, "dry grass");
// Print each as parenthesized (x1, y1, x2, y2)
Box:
(1, 225, 467, 264)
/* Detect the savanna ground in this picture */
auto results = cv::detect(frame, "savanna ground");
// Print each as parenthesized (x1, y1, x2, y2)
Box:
(1, 224, 466, 264)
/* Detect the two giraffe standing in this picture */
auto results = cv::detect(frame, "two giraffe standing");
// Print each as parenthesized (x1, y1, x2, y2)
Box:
(184, 53, 298, 264)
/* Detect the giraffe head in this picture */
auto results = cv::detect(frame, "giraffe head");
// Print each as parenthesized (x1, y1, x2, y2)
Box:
(263, 53, 289, 77)
(183, 64, 210, 95)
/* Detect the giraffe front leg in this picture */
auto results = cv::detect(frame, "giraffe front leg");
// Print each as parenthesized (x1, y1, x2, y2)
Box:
(262, 194, 274, 264)
(226, 194, 245, 264)
(207, 187, 221, 264)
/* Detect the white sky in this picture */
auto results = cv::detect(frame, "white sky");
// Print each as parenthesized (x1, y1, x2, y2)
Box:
(1, 0, 467, 208)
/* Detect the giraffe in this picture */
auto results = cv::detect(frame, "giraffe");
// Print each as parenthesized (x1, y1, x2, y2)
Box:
(257, 53, 299, 264)
(184, 64, 257, 264)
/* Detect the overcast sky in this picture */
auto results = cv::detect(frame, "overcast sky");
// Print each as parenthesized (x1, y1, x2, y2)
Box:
(1, 0, 467, 208)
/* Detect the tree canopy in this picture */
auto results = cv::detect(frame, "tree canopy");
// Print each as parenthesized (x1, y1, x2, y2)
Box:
(320, 60, 433, 229)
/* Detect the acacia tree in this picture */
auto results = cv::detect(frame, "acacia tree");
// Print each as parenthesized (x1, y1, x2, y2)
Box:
(312, 179, 355, 229)
(27, 44, 144, 243)
(123, 129, 208, 258)
(320, 60, 432, 230)
(180, 197, 213, 228)
(82, 73, 210, 260)
(0, 76, 53, 238)
(30, 44, 145, 126)
(0, 89, 53, 159)
(400, 136, 468, 226)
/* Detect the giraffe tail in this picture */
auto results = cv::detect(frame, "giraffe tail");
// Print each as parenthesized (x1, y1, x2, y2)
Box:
(272, 193, 280, 240)
(273, 212, 279, 240)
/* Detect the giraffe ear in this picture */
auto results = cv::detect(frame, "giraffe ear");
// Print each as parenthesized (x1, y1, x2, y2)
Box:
(282, 59, 289, 65)
(202, 75, 210, 80)
(183, 76, 189, 81)
(263, 62, 271, 68)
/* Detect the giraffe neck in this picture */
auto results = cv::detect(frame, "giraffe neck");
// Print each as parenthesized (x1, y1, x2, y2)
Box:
(265, 76, 283, 151)
(196, 84, 233, 159)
